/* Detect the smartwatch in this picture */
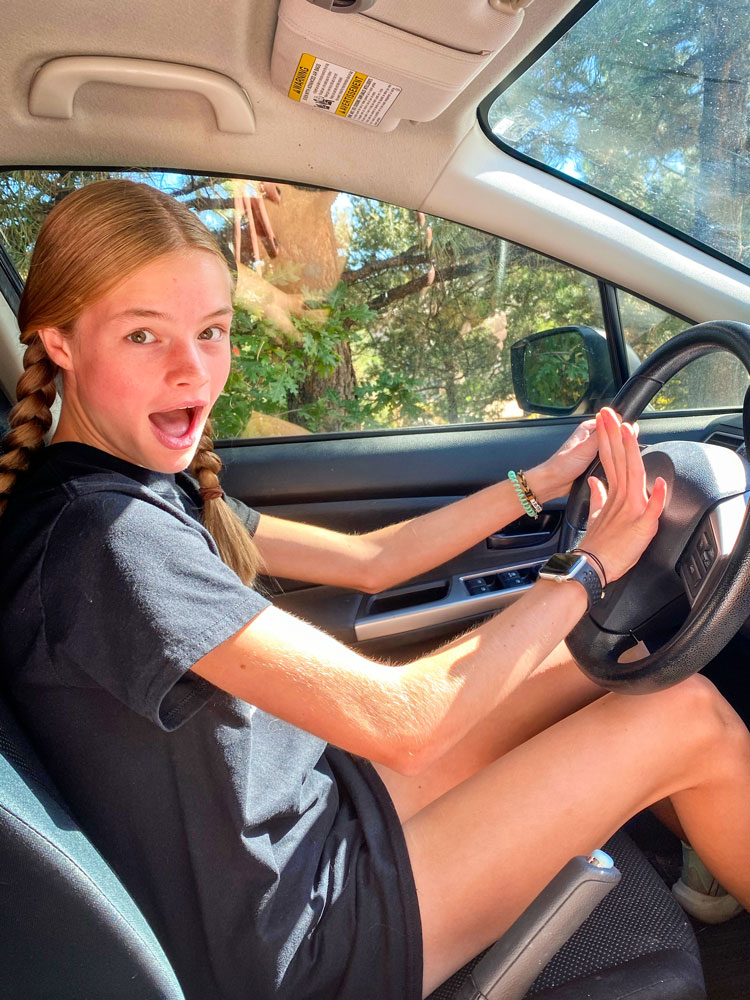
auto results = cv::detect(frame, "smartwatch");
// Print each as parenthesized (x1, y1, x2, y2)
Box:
(538, 551, 604, 608)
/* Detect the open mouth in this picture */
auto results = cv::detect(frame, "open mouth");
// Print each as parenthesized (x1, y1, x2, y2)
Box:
(148, 404, 204, 449)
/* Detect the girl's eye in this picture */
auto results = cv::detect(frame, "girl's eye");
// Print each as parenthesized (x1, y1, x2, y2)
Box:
(198, 326, 224, 342)
(127, 329, 156, 344)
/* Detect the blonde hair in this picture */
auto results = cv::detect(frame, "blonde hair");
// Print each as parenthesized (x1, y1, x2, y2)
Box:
(0, 179, 262, 585)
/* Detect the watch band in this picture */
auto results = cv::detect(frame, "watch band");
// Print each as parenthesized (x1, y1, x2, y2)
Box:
(571, 547, 607, 589)
(538, 552, 604, 608)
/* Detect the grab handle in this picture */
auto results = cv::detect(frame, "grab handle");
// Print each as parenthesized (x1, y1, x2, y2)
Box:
(29, 56, 255, 134)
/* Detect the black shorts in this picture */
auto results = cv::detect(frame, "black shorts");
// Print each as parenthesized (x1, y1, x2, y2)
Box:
(284, 749, 423, 1000)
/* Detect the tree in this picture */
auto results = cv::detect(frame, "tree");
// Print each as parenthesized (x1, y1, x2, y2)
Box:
(488, 0, 750, 265)
(0, 171, 621, 436)
(1, 170, 117, 277)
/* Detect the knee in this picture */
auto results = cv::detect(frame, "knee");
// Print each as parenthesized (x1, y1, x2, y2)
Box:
(659, 674, 750, 772)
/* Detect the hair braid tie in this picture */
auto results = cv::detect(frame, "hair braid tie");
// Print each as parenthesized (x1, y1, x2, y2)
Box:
(200, 486, 224, 502)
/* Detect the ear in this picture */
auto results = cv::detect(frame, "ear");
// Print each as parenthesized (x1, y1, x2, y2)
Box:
(37, 327, 74, 371)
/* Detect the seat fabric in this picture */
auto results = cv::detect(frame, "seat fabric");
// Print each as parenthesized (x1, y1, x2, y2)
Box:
(427, 829, 705, 1000)
(0, 695, 184, 1000)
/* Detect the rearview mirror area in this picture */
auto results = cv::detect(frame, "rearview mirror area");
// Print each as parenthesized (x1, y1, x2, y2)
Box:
(511, 325, 613, 416)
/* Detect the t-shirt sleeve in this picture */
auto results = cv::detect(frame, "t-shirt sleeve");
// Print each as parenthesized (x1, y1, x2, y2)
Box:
(41, 491, 270, 731)
(223, 494, 261, 537)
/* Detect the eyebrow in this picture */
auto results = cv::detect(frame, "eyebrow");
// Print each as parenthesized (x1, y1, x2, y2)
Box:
(111, 307, 234, 322)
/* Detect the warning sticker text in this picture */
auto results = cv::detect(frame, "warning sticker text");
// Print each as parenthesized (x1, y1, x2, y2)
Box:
(288, 54, 400, 127)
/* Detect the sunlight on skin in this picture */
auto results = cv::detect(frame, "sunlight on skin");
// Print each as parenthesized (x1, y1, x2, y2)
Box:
(38, 250, 233, 475)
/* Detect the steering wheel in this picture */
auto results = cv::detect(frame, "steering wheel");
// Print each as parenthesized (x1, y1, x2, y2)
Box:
(563, 321, 750, 693)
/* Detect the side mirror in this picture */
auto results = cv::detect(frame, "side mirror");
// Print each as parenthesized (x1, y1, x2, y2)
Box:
(511, 325, 613, 416)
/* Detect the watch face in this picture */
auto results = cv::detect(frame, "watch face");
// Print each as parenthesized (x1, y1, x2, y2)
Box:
(541, 552, 582, 575)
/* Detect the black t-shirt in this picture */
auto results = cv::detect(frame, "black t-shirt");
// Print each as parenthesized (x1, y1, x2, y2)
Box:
(0, 443, 422, 1000)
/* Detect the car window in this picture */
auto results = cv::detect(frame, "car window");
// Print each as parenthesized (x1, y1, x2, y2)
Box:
(0, 170, 609, 440)
(481, 0, 750, 272)
(618, 289, 749, 411)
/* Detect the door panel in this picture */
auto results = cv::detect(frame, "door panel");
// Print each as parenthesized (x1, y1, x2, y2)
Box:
(259, 495, 564, 649)
(220, 410, 738, 656)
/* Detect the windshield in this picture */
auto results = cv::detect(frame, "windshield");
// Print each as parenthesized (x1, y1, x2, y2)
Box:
(481, 0, 750, 270)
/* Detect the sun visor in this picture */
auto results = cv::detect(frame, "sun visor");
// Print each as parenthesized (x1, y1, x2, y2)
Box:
(271, 0, 530, 131)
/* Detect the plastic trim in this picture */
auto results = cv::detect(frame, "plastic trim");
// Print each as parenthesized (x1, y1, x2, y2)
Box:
(598, 281, 628, 385)
(355, 560, 544, 640)
(0, 246, 22, 312)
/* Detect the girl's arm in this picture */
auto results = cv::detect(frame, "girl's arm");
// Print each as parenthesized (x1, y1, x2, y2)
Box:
(193, 577, 589, 775)
(253, 419, 600, 593)
(195, 410, 665, 774)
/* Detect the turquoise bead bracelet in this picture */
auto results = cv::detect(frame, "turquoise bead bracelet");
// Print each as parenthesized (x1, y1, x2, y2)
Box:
(508, 470, 538, 519)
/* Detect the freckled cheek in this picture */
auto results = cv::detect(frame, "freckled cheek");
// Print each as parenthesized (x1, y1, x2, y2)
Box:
(80, 357, 154, 420)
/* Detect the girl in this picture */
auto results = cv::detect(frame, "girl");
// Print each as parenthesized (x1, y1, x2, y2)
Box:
(0, 179, 748, 1000)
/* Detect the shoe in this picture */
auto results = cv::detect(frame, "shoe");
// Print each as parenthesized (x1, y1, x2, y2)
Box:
(672, 843, 745, 924)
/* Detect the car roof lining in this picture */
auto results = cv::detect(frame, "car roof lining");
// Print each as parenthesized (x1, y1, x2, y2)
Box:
(1, 0, 582, 207)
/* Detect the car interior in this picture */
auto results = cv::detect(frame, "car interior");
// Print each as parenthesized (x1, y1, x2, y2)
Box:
(1, 0, 750, 997)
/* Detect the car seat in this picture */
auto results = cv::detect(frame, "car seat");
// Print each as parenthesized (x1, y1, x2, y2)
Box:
(0, 692, 706, 999)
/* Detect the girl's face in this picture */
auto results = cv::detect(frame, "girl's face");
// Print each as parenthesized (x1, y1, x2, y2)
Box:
(43, 249, 234, 473)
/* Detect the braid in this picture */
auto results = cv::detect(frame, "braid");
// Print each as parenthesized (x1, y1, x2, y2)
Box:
(190, 420, 223, 493)
(0, 331, 58, 515)
(190, 419, 263, 585)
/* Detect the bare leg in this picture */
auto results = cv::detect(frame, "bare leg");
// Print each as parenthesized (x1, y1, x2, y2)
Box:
(379, 641, 688, 840)
(388, 675, 750, 996)
(378, 640, 605, 821)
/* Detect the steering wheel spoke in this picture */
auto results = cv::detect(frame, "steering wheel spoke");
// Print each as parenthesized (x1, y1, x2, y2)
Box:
(677, 492, 748, 608)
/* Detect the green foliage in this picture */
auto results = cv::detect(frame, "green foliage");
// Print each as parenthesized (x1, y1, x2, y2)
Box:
(211, 293, 375, 438)
(1, 168, 707, 441)
(620, 291, 750, 411)
(342, 211, 604, 426)
(0, 169, 613, 436)
(0, 170, 116, 277)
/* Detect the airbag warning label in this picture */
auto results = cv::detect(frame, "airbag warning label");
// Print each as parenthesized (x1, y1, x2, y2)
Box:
(289, 53, 400, 127)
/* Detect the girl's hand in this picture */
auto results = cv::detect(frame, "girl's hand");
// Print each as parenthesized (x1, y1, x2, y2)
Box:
(580, 407, 667, 583)
(527, 418, 599, 502)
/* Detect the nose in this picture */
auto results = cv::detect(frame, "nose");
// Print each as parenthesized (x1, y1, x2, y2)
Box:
(167, 338, 209, 388)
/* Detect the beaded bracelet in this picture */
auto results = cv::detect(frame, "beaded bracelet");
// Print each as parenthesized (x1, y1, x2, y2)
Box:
(508, 470, 539, 519)
(516, 470, 543, 515)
